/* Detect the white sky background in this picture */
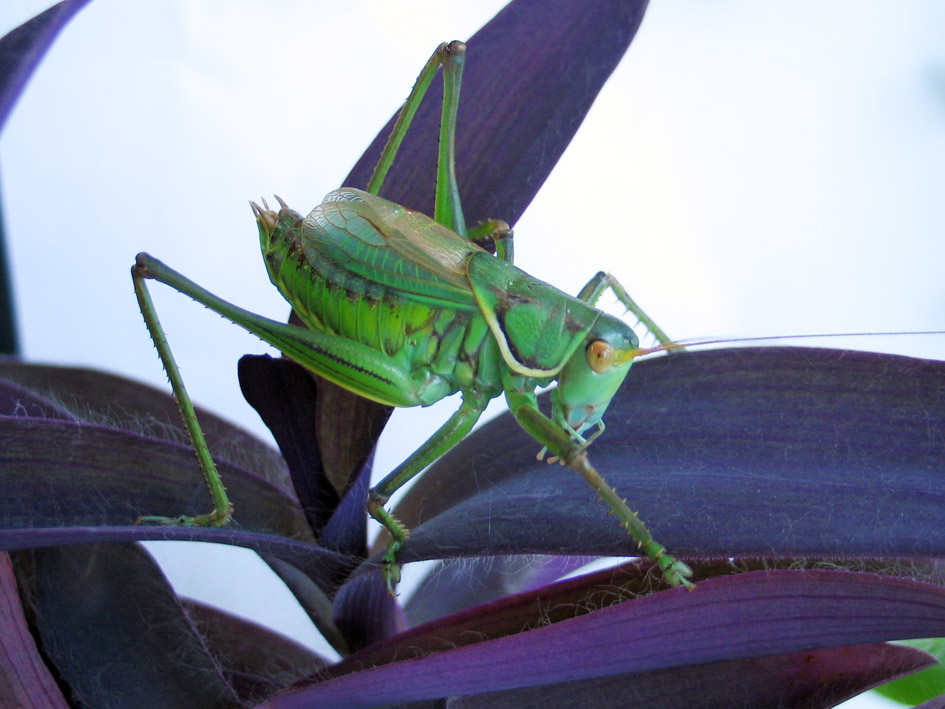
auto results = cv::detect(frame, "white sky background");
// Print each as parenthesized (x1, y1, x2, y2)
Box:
(1, 1, 944, 704)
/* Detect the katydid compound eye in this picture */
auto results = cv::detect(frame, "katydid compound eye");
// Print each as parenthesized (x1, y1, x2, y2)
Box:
(586, 340, 614, 373)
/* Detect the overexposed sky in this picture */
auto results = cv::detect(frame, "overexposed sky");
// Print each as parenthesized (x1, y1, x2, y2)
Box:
(2, 2, 943, 704)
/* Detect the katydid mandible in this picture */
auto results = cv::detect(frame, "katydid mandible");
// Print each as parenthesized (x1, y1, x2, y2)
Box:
(132, 42, 694, 592)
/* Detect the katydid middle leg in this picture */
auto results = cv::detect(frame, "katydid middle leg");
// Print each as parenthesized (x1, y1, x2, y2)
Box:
(367, 390, 491, 593)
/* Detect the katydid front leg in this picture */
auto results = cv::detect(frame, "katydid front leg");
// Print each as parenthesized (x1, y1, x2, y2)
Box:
(578, 271, 674, 348)
(506, 389, 694, 589)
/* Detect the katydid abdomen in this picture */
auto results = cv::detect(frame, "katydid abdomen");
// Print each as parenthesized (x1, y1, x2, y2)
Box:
(257, 188, 506, 408)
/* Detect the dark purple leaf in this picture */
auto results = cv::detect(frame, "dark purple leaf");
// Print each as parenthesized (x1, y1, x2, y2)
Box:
(0, 417, 310, 540)
(321, 463, 404, 650)
(1, 363, 370, 644)
(239, 355, 399, 647)
(2, 524, 352, 595)
(238, 355, 333, 534)
(0, 551, 68, 708)
(0, 0, 92, 134)
(238, 354, 388, 551)
(916, 695, 945, 709)
(0, 361, 291, 492)
(12, 542, 240, 708)
(447, 643, 936, 709)
(0, 413, 367, 592)
(263, 569, 945, 707)
(0, 375, 75, 420)
(331, 572, 403, 654)
(180, 598, 329, 705)
(404, 555, 594, 627)
(389, 348, 945, 568)
(328, 557, 933, 673)
(345, 0, 649, 227)
(318, 457, 372, 561)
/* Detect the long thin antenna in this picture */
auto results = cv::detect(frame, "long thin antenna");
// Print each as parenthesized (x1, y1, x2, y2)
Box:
(632, 330, 945, 357)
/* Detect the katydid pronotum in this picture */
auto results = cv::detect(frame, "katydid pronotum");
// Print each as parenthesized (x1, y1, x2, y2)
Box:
(132, 41, 694, 592)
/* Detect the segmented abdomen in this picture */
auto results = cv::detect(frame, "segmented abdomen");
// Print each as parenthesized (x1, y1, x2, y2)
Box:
(259, 202, 499, 405)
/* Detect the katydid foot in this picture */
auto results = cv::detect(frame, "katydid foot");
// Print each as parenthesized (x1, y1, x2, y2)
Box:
(367, 490, 408, 595)
(136, 504, 232, 528)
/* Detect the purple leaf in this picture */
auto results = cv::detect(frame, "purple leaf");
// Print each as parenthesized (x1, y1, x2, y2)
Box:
(238, 355, 399, 648)
(404, 555, 595, 627)
(390, 348, 945, 567)
(331, 572, 403, 654)
(0, 416, 310, 540)
(0, 0, 92, 134)
(238, 356, 333, 534)
(0, 361, 291, 492)
(179, 598, 329, 705)
(263, 569, 945, 706)
(447, 643, 936, 709)
(0, 375, 75, 420)
(12, 542, 240, 707)
(238, 354, 388, 552)
(2, 524, 352, 594)
(345, 0, 649, 227)
(0, 551, 68, 708)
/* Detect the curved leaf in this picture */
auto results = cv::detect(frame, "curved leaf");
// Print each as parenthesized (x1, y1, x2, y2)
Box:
(389, 347, 945, 568)
(0, 361, 291, 492)
(264, 569, 945, 707)
(447, 643, 935, 709)
(13, 542, 240, 708)
(0, 0, 92, 134)
(179, 598, 329, 705)
(0, 1, 94, 356)
(0, 551, 68, 708)
(0, 417, 310, 540)
(345, 0, 649, 227)
(238, 354, 386, 548)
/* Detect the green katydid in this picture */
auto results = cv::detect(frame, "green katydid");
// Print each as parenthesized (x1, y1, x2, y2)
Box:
(132, 41, 694, 592)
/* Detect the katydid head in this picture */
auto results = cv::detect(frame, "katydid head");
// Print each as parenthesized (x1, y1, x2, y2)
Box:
(552, 313, 641, 440)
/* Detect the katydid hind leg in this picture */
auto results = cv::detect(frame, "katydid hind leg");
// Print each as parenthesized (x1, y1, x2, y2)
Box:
(134, 253, 425, 408)
(366, 44, 449, 198)
(367, 41, 468, 237)
(578, 271, 674, 347)
(132, 262, 233, 528)
(432, 41, 467, 235)
(368, 391, 490, 593)
(131, 250, 440, 532)
(506, 391, 694, 589)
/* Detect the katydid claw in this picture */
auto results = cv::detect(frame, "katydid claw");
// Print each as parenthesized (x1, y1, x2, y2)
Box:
(649, 544, 694, 589)
(382, 540, 404, 595)
(136, 506, 232, 528)
(660, 557, 695, 590)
